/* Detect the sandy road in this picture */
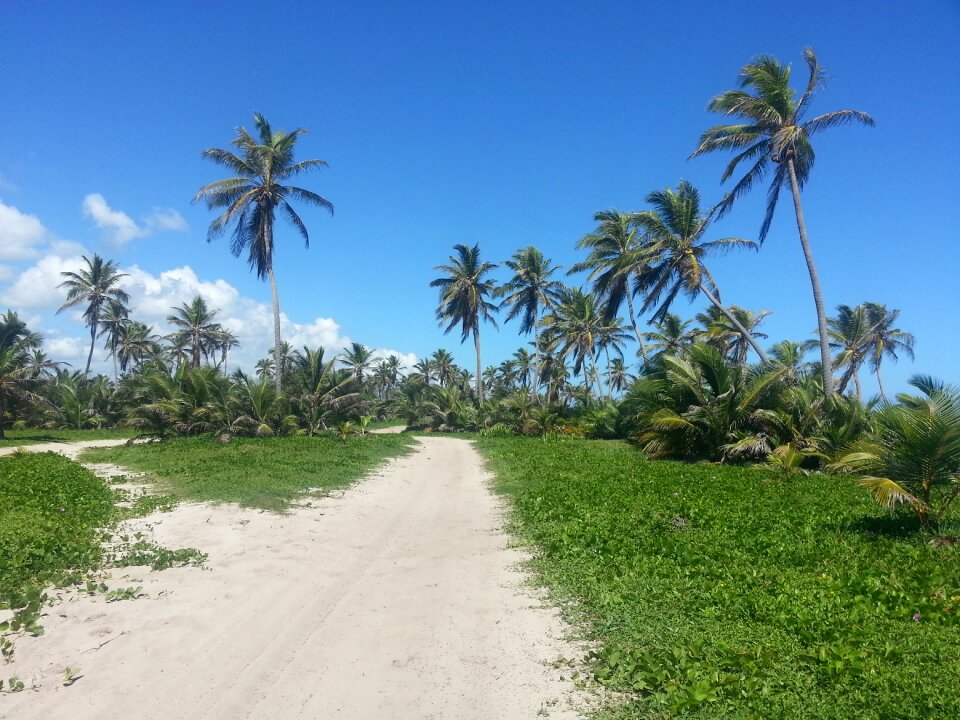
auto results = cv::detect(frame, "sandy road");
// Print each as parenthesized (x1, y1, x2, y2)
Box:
(0, 438, 131, 459)
(1, 436, 582, 719)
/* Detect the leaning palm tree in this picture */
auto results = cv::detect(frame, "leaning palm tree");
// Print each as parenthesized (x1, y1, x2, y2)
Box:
(635, 181, 769, 363)
(497, 246, 565, 400)
(58, 254, 129, 376)
(430, 244, 498, 401)
(571, 210, 651, 359)
(863, 303, 914, 404)
(194, 113, 334, 392)
(167, 295, 221, 368)
(691, 48, 874, 396)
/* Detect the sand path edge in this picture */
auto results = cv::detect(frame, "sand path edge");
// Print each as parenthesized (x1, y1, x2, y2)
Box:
(0, 436, 585, 719)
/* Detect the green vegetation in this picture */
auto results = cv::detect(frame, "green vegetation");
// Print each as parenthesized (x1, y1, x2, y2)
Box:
(0, 452, 116, 600)
(478, 436, 960, 719)
(82, 434, 414, 511)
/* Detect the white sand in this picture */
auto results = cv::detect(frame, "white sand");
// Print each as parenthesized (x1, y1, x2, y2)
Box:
(0, 436, 584, 719)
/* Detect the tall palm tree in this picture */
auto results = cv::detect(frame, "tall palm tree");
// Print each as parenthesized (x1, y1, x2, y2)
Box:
(411, 358, 435, 387)
(430, 244, 498, 401)
(635, 181, 769, 363)
(212, 326, 240, 375)
(571, 210, 651, 359)
(863, 303, 914, 404)
(690, 48, 874, 396)
(194, 113, 334, 392)
(497, 246, 565, 400)
(0, 313, 44, 438)
(97, 299, 130, 381)
(167, 295, 221, 368)
(58, 254, 129, 376)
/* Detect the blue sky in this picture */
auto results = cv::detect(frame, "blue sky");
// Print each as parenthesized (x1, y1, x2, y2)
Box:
(1, 1, 957, 395)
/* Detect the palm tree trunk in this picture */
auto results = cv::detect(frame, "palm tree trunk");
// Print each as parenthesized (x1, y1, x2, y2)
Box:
(853, 370, 862, 402)
(0, 393, 6, 439)
(876, 364, 889, 404)
(626, 294, 648, 362)
(268, 265, 283, 394)
(474, 329, 483, 402)
(603, 345, 613, 401)
(111, 343, 118, 382)
(698, 283, 770, 363)
(532, 322, 541, 404)
(786, 158, 833, 397)
(85, 322, 97, 376)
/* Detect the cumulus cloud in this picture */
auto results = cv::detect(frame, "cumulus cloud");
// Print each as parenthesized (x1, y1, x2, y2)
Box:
(0, 252, 85, 309)
(82, 193, 187, 247)
(44, 334, 87, 362)
(0, 200, 47, 260)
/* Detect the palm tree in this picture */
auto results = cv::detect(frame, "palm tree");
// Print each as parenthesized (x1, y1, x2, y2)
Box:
(644, 313, 697, 360)
(212, 326, 240, 375)
(863, 303, 914, 404)
(571, 210, 651, 359)
(830, 378, 960, 527)
(691, 48, 874, 396)
(497, 246, 565, 399)
(194, 113, 334, 392)
(167, 295, 221, 368)
(0, 314, 44, 438)
(696, 304, 771, 367)
(97, 299, 130, 380)
(58, 254, 130, 376)
(430, 349, 457, 388)
(543, 288, 605, 399)
(339, 342, 374, 387)
(634, 181, 769, 363)
(411, 358, 435, 387)
(430, 244, 498, 401)
(118, 321, 159, 373)
(828, 304, 873, 400)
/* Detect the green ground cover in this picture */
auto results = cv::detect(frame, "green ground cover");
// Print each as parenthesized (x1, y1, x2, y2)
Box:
(0, 428, 137, 447)
(0, 452, 117, 602)
(82, 434, 415, 511)
(477, 436, 960, 719)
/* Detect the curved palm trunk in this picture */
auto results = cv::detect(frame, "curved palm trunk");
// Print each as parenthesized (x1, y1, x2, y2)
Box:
(626, 293, 649, 362)
(786, 158, 833, 397)
(268, 266, 283, 394)
(698, 283, 770, 364)
(875, 364, 889, 404)
(473, 329, 483, 402)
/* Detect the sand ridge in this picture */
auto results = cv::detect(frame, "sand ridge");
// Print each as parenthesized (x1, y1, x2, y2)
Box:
(0, 436, 584, 719)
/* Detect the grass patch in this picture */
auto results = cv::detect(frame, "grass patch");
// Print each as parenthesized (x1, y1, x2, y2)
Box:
(81, 434, 415, 511)
(0, 428, 136, 447)
(0, 452, 117, 602)
(477, 436, 960, 719)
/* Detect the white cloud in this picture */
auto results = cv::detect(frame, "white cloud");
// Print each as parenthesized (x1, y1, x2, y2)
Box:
(0, 200, 47, 260)
(82, 194, 187, 247)
(1, 228, 414, 375)
(44, 335, 87, 362)
(145, 207, 188, 233)
(0, 252, 85, 309)
(82, 193, 144, 245)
